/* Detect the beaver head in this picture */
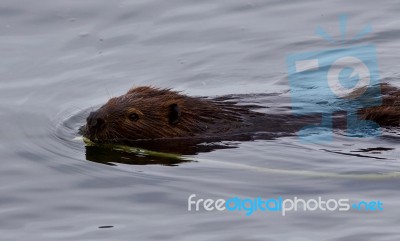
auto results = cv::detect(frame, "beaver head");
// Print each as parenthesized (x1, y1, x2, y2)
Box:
(84, 87, 249, 144)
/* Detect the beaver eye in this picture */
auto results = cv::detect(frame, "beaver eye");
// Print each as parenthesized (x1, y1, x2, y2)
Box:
(128, 113, 139, 122)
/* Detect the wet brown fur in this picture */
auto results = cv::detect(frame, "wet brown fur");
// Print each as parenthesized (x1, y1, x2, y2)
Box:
(85, 84, 400, 144)
(85, 86, 261, 143)
(360, 83, 400, 126)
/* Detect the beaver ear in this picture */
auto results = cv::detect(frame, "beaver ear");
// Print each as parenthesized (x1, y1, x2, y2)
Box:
(168, 103, 181, 124)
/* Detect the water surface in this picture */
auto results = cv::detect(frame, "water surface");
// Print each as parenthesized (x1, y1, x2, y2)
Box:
(1, 0, 400, 240)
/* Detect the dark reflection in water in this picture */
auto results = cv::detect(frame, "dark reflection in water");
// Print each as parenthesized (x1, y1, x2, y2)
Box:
(322, 148, 388, 160)
(98, 226, 114, 229)
(84, 136, 254, 166)
(85, 145, 191, 166)
(352, 147, 394, 153)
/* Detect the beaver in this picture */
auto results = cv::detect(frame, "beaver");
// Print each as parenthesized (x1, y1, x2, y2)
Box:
(83, 84, 400, 148)
(359, 83, 400, 126)
(83, 86, 298, 145)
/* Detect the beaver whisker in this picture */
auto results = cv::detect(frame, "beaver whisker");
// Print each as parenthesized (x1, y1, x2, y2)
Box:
(110, 129, 124, 140)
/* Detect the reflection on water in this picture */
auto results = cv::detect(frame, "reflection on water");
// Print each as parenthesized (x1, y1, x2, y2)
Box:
(85, 145, 191, 166)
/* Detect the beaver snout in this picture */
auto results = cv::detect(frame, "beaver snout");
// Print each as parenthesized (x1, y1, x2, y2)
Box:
(87, 111, 106, 136)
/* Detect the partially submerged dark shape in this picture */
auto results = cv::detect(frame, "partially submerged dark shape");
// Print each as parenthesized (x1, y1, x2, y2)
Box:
(81, 84, 399, 161)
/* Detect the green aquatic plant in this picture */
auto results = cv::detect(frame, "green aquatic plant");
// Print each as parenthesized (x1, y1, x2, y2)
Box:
(82, 136, 188, 161)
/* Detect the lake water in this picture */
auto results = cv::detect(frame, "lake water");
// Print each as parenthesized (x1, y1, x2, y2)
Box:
(1, 0, 400, 240)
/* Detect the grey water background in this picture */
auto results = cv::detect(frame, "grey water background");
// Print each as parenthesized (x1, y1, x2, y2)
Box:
(1, 0, 400, 240)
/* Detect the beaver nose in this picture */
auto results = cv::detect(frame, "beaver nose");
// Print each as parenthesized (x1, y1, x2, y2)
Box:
(87, 112, 106, 132)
